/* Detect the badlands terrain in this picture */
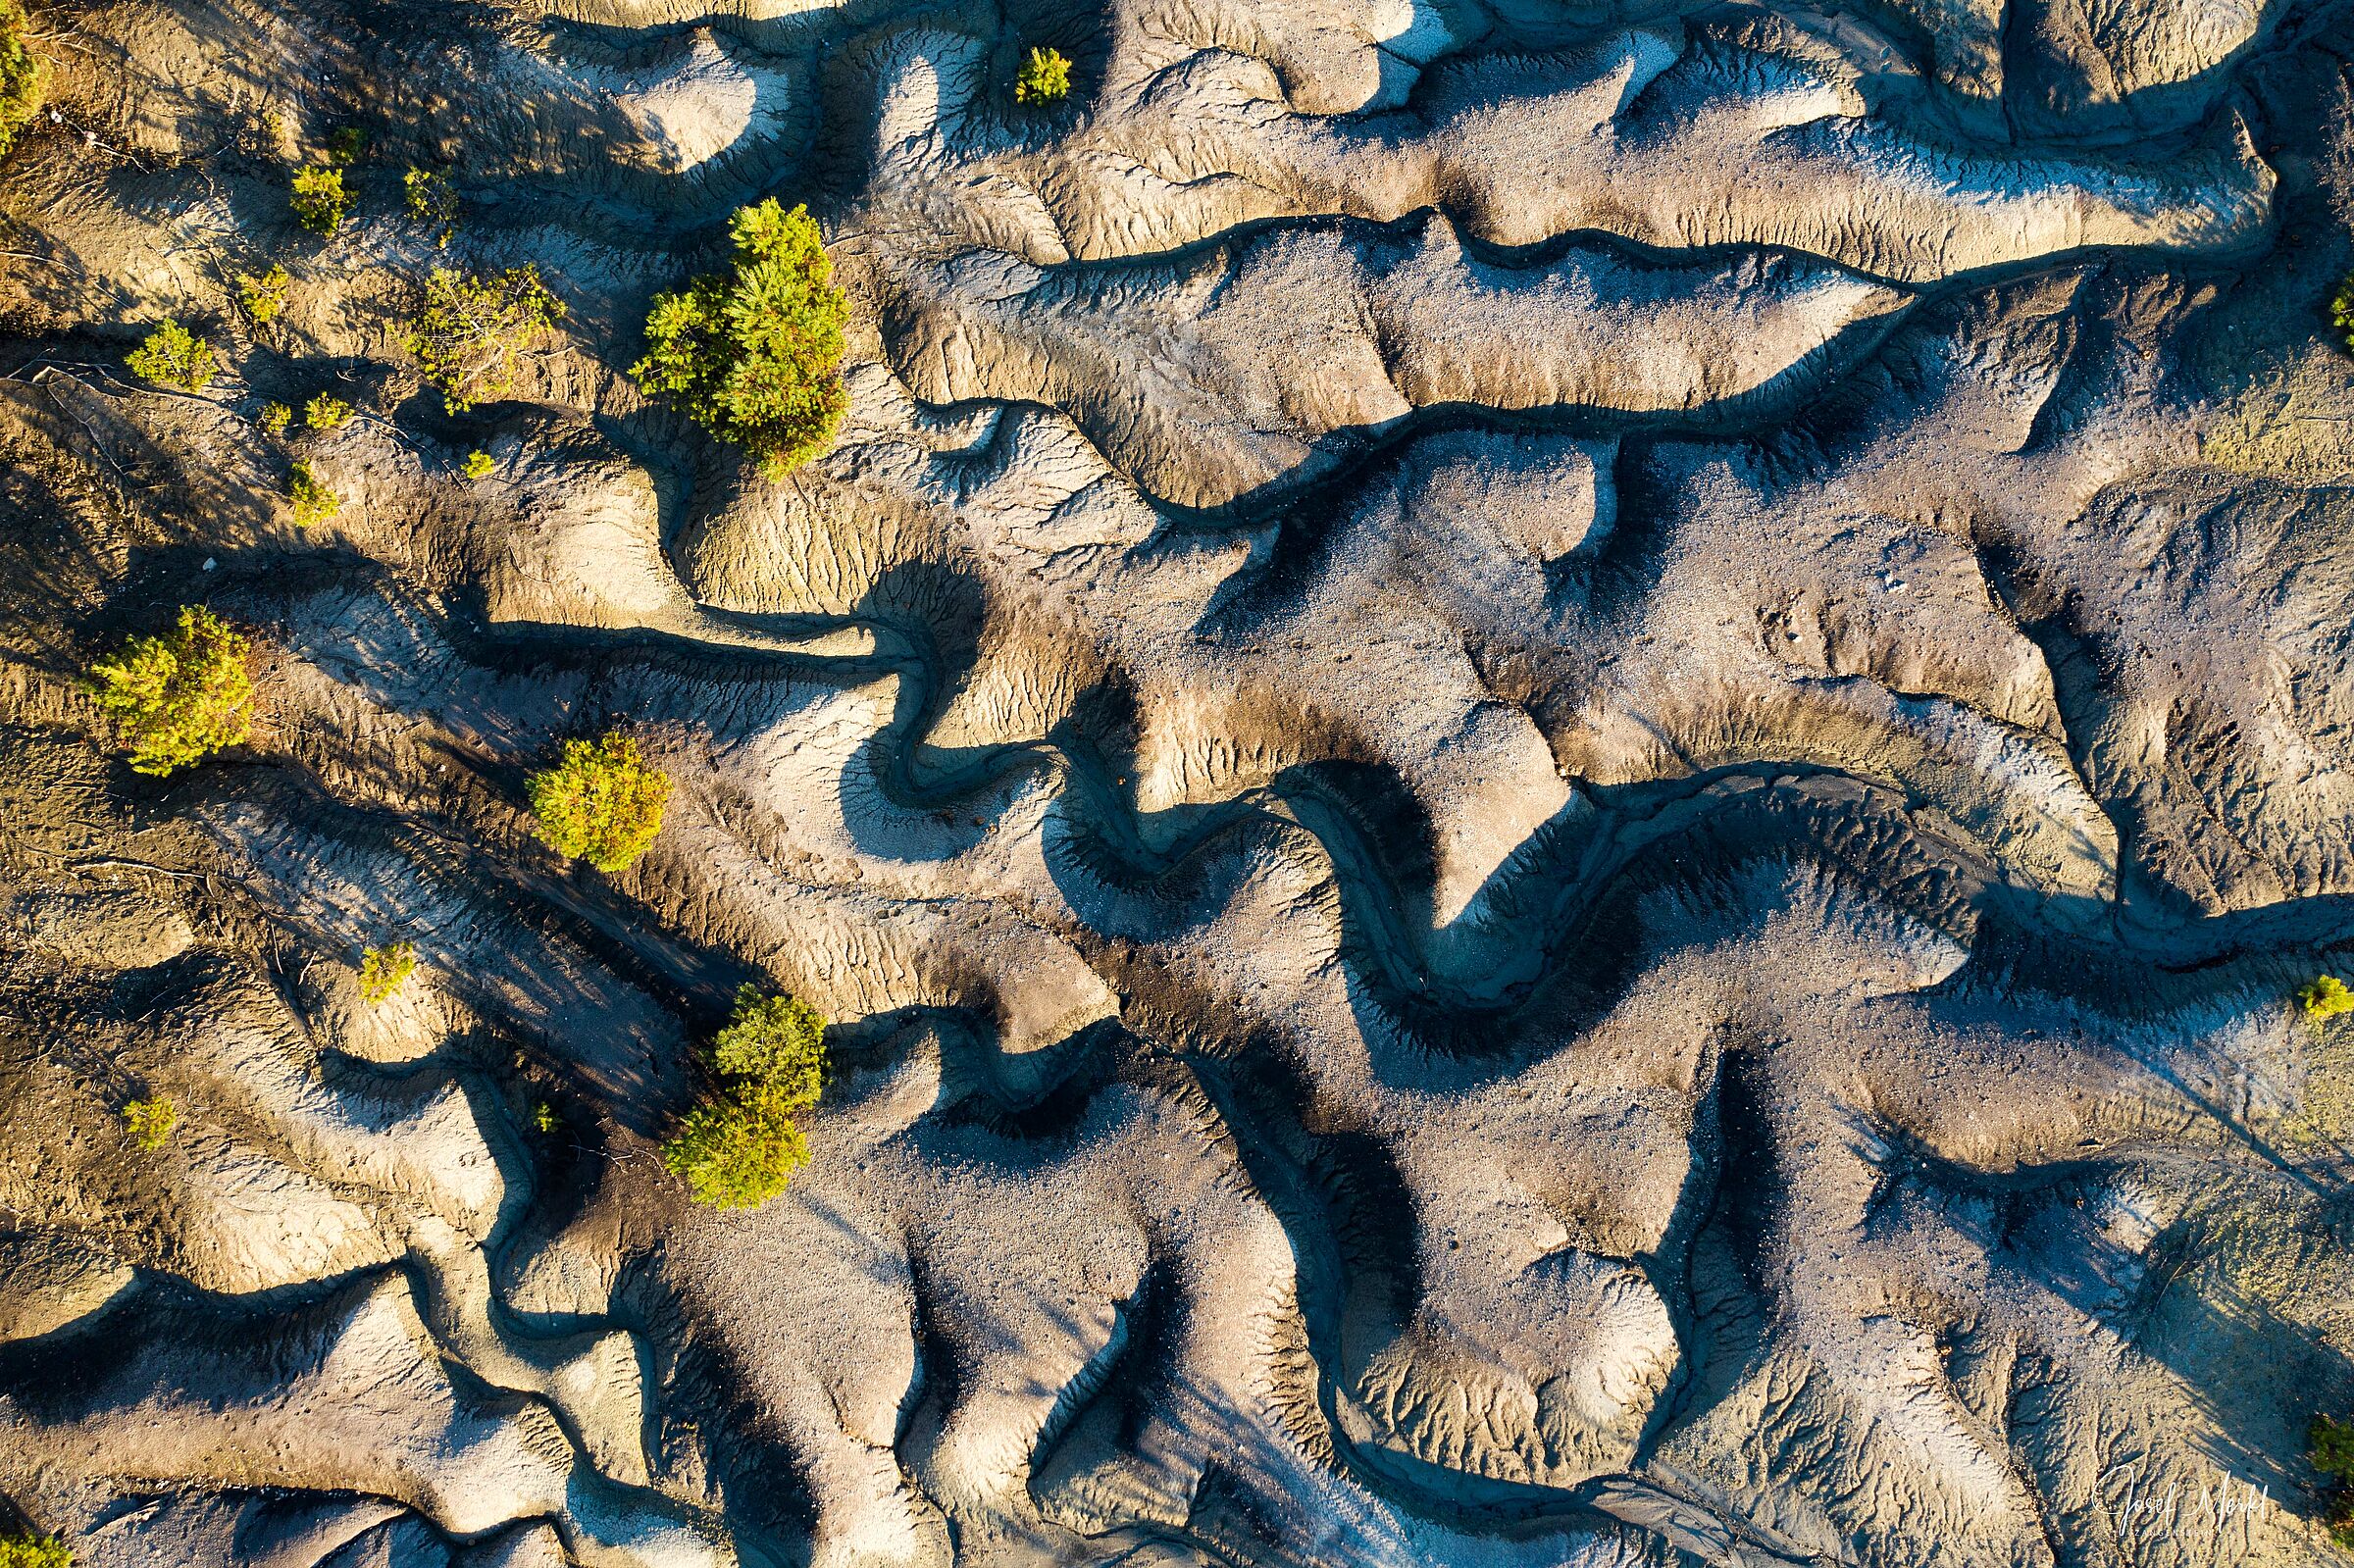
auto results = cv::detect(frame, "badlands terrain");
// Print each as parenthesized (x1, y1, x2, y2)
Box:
(3, 0, 2354, 1560)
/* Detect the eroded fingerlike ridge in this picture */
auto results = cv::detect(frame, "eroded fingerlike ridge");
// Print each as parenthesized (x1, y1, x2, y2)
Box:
(2, 0, 2353, 1564)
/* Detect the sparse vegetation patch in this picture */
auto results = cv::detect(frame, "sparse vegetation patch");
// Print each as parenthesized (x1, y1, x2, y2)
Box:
(259, 401, 292, 434)
(84, 605, 254, 776)
(122, 1096, 179, 1150)
(462, 449, 495, 481)
(127, 320, 219, 393)
(1013, 45, 1071, 106)
(630, 198, 847, 478)
(404, 166, 458, 246)
(358, 941, 417, 1005)
(407, 264, 566, 413)
(526, 732, 672, 872)
(2334, 276, 2354, 355)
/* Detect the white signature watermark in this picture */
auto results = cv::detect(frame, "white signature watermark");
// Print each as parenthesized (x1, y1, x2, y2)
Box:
(2116, 1476, 2271, 1525)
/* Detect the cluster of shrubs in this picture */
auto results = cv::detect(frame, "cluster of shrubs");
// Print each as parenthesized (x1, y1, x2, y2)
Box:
(513, 733, 833, 1209)
(630, 199, 847, 477)
(661, 986, 828, 1208)
(2334, 277, 2354, 356)
(66, 32, 1102, 1231)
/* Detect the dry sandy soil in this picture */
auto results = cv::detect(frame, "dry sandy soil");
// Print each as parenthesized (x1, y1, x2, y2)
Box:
(2, 0, 2354, 1562)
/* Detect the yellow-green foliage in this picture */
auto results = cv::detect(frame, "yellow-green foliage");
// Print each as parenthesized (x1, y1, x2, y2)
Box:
(357, 941, 417, 1005)
(406, 264, 566, 414)
(533, 1100, 561, 1136)
(304, 393, 353, 431)
(290, 164, 350, 234)
(462, 449, 495, 480)
(122, 1096, 179, 1151)
(0, 1531, 72, 1568)
(2334, 277, 2354, 355)
(288, 459, 339, 526)
(2298, 974, 2353, 1021)
(127, 319, 219, 393)
(630, 199, 847, 478)
(662, 986, 829, 1208)
(324, 126, 365, 167)
(1013, 45, 1071, 106)
(0, 0, 48, 162)
(238, 266, 291, 324)
(259, 401, 292, 434)
(709, 986, 826, 1106)
(404, 166, 458, 246)
(662, 1086, 810, 1208)
(526, 732, 672, 872)
(84, 605, 253, 776)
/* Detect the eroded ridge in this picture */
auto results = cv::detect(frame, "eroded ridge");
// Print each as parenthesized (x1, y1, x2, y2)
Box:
(2, 0, 2353, 1564)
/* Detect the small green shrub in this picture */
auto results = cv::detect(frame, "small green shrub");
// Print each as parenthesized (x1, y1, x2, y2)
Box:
(84, 605, 253, 776)
(407, 264, 566, 414)
(290, 164, 351, 235)
(0, 0, 49, 162)
(2298, 975, 2353, 1021)
(533, 1099, 561, 1136)
(304, 392, 353, 431)
(0, 1531, 72, 1568)
(662, 1084, 809, 1208)
(357, 940, 416, 1005)
(630, 199, 847, 478)
(404, 166, 458, 246)
(526, 732, 672, 872)
(462, 449, 495, 481)
(324, 126, 365, 166)
(259, 401, 292, 434)
(127, 319, 219, 393)
(1013, 45, 1071, 106)
(122, 1096, 179, 1151)
(288, 458, 340, 527)
(2334, 276, 2354, 355)
(238, 266, 291, 324)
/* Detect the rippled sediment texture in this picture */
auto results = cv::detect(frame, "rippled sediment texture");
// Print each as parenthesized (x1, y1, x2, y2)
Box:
(2, 0, 2353, 1563)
